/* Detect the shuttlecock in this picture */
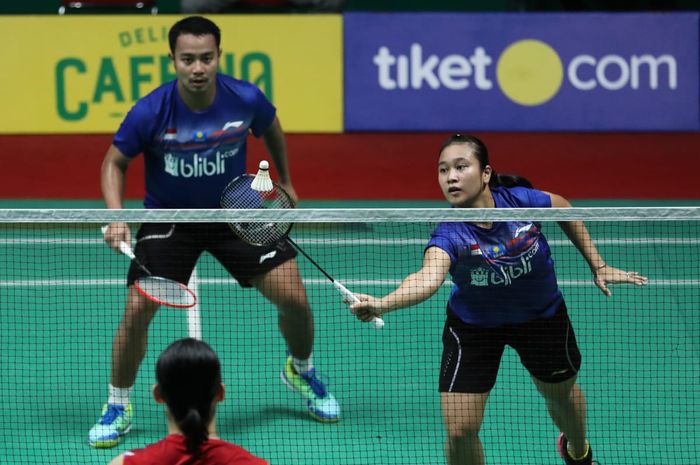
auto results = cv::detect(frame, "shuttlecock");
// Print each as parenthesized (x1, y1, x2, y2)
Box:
(251, 160, 273, 192)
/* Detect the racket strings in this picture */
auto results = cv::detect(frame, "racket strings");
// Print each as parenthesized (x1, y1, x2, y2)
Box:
(219, 171, 385, 329)
(220, 175, 295, 246)
(135, 276, 197, 309)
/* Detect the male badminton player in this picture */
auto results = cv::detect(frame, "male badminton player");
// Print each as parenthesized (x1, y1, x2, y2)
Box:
(91, 16, 339, 449)
(350, 134, 648, 465)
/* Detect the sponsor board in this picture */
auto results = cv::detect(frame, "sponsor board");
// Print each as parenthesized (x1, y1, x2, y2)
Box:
(0, 16, 342, 133)
(344, 13, 699, 131)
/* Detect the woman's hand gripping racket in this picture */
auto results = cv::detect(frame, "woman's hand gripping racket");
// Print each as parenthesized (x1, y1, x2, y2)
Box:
(101, 225, 197, 309)
(220, 161, 384, 329)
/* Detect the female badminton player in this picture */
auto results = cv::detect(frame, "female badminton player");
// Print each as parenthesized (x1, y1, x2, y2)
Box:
(350, 134, 648, 465)
(107, 338, 268, 465)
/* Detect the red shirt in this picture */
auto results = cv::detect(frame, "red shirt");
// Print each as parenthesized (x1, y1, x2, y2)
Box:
(123, 434, 269, 465)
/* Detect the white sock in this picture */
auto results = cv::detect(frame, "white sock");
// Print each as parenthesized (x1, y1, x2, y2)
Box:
(292, 355, 313, 375)
(108, 385, 133, 406)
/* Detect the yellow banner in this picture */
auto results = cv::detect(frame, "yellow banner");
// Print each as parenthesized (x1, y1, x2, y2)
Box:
(0, 15, 342, 133)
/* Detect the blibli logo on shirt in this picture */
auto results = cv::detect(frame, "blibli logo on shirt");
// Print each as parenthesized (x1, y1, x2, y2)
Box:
(164, 153, 225, 178)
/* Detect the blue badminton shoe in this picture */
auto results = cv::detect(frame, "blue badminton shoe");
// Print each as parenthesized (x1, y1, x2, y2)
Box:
(281, 356, 340, 422)
(89, 403, 132, 448)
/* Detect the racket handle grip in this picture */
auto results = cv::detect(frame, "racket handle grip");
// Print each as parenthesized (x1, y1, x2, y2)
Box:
(334, 280, 360, 304)
(373, 316, 386, 329)
(333, 281, 385, 329)
(101, 225, 136, 259)
(118, 241, 136, 259)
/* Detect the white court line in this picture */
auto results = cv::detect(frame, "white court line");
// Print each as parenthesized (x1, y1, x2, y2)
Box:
(0, 278, 696, 287)
(0, 238, 106, 245)
(187, 267, 202, 340)
(0, 238, 699, 246)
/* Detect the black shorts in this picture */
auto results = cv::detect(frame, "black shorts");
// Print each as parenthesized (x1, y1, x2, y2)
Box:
(439, 302, 582, 393)
(126, 223, 297, 288)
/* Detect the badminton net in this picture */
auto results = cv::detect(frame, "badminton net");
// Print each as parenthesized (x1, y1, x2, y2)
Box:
(0, 207, 697, 465)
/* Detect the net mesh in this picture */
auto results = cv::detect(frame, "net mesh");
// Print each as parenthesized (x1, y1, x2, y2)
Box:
(0, 207, 697, 464)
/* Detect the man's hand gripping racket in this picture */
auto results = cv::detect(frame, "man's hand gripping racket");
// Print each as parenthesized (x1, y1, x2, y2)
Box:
(220, 161, 384, 329)
(101, 225, 197, 309)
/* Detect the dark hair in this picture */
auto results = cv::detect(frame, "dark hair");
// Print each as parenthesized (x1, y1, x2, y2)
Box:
(439, 134, 533, 189)
(156, 338, 221, 456)
(168, 16, 221, 54)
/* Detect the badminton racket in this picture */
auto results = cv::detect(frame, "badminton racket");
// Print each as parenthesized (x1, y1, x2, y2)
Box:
(220, 167, 385, 329)
(101, 225, 197, 309)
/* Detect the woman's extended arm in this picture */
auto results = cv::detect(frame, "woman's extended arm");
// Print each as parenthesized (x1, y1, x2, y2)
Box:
(548, 192, 648, 296)
(350, 247, 452, 322)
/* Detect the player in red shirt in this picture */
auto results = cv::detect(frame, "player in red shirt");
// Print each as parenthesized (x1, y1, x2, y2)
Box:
(108, 338, 268, 465)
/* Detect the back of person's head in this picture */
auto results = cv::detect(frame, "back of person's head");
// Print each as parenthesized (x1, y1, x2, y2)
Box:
(156, 338, 222, 456)
(168, 16, 221, 54)
(439, 133, 533, 189)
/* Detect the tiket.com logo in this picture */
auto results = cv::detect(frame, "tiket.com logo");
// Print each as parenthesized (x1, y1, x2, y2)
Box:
(373, 40, 678, 106)
(164, 153, 225, 178)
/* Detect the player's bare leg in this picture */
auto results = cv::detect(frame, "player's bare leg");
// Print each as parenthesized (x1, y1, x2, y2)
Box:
(252, 258, 340, 422)
(90, 288, 159, 448)
(252, 258, 313, 359)
(112, 287, 160, 387)
(534, 377, 591, 462)
(441, 392, 490, 465)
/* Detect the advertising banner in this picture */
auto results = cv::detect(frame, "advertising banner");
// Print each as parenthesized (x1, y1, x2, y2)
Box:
(0, 15, 342, 133)
(344, 13, 699, 131)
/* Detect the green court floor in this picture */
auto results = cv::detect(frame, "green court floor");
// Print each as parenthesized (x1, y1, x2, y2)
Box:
(0, 200, 697, 464)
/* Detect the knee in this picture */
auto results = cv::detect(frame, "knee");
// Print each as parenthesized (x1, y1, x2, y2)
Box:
(124, 291, 159, 323)
(536, 377, 577, 402)
(273, 288, 310, 314)
(276, 299, 311, 318)
(447, 426, 481, 452)
(544, 385, 586, 412)
(445, 418, 483, 441)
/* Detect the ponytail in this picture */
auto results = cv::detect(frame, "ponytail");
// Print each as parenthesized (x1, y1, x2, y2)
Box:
(490, 172, 534, 189)
(178, 407, 209, 456)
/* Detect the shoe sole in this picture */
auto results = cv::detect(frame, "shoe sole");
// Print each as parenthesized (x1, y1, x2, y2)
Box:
(89, 424, 132, 449)
(280, 371, 340, 423)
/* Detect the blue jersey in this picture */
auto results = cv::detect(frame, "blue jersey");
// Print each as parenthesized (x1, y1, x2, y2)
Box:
(113, 74, 276, 208)
(427, 186, 563, 327)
